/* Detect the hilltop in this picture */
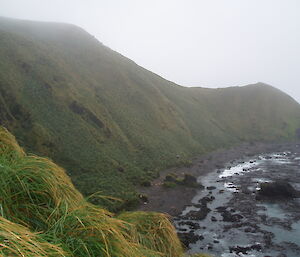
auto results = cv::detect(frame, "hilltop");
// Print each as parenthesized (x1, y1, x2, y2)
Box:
(1, 17, 300, 210)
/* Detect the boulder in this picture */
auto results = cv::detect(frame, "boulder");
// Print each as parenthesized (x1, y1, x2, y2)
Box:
(258, 180, 300, 199)
(177, 232, 204, 248)
(181, 174, 199, 188)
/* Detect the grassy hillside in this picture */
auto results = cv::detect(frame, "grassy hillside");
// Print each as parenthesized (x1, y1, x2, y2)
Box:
(1, 17, 300, 210)
(0, 127, 194, 257)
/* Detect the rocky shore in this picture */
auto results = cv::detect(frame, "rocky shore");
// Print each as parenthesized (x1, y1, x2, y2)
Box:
(138, 141, 300, 256)
(138, 142, 298, 216)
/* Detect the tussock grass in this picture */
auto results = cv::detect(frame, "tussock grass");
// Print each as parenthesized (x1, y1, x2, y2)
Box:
(48, 204, 162, 257)
(0, 127, 192, 257)
(0, 127, 25, 159)
(0, 153, 84, 230)
(0, 216, 65, 257)
(118, 211, 183, 257)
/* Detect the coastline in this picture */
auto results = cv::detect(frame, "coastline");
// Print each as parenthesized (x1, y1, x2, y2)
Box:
(137, 141, 299, 216)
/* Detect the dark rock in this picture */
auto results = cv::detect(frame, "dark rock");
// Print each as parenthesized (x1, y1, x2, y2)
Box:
(199, 195, 215, 205)
(213, 240, 219, 244)
(182, 174, 199, 187)
(165, 174, 178, 183)
(230, 244, 262, 254)
(207, 186, 216, 190)
(184, 207, 211, 220)
(178, 221, 201, 230)
(207, 243, 213, 250)
(221, 211, 243, 222)
(138, 194, 148, 203)
(178, 228, 187, 232)
(211, 216, 217, 222)
(177, 232, 204, 247)
(258, 180, 300, 199)
(216, 206, 227, 212)
(244, 227, 252, 233)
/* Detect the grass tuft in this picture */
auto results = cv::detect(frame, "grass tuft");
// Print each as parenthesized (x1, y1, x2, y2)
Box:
(0, 127, 25, 159)
(118, 211, 184, 257)
(0, 216, 66, 257)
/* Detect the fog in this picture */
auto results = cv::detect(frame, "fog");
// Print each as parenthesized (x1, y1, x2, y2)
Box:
(1, 0, 300, 102)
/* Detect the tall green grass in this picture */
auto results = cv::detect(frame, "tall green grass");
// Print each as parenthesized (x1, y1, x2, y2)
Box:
(119, 211, 183, 257)
(0, 127, 193, 257)
(0, 216, 66, 257)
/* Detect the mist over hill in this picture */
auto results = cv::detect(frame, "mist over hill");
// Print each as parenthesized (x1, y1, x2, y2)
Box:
(1, 17, 300, 210)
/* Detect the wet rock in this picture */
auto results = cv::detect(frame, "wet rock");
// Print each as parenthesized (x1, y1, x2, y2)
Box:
(211, 216, 217, 222)
(221, 211, 243, 222)
(184, 207, 211, 220)
(229, 244, 262, 254)
(177, 232, 204, 247)
(207, 186, 216, 190)
(213, 240, 219, 244)
(207, 243, 213, 250)
(244, 227, 251, 233)
(216, 206, 227, 212)
(257, 180, 300, 199)
(199, 195, 215, 204)
(178, 221, 201, 230)
(178, 228, 187, 232)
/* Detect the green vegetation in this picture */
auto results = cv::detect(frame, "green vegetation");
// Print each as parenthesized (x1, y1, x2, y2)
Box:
(0, 127, 213, 257)
(1, 17, 300, 211)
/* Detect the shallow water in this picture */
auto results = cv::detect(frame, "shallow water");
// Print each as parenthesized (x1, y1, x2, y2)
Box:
(175, 149, 300, 257)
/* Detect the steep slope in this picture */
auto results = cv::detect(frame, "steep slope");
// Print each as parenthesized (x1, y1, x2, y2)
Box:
(1, 17, 300, 210)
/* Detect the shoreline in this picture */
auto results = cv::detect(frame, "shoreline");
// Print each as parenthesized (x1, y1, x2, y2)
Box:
(137, 141, 299, 216)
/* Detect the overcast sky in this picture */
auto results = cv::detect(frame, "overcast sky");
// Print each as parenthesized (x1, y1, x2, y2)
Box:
(1, 0, 300, 102)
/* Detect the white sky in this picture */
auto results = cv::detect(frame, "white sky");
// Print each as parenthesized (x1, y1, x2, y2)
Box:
(1, 0, 300, 102)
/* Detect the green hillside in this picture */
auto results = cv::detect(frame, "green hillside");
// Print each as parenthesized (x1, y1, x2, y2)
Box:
(0, 127, 189, 257)
(1, 17, 300, 210)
